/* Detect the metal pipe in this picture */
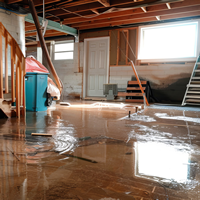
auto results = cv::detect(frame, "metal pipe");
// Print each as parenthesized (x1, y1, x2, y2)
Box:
(28, 0, 63, 93)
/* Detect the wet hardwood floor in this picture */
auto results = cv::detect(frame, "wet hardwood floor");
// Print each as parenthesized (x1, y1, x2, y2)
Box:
(0, 101, 200, 200)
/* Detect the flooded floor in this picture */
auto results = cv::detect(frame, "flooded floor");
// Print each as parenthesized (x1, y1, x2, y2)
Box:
(1, 100, 200, 200)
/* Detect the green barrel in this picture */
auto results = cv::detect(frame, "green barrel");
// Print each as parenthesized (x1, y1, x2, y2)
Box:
(25, 72, 49, 111)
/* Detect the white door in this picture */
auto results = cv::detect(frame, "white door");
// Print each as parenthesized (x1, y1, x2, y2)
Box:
(86, 38, 109, 97)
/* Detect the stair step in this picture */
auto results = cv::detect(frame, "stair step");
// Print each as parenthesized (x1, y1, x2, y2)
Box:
(195, 70, 200, 73)
(118, 92, 143, 97)
(196, 62, 200, 65)
(189, 87, 200, 90)
(125, 99, 144, 103)
(186, 95, 200, 99)
(128, 81, 147, 85)
(186, 99, 200, 103)
(192, 77, 200, 80)
(126, 87, 146, 90)
(191, 81, 200, 84)
(187, 91, 200, 94)
(187, 84, 200, 88)
(186, 103, 200, 106)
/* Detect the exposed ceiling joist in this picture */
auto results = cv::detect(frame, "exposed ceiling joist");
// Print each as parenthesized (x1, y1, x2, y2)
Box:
(7, 0, 22, 4)
(141, 7, 147, 12)
(44, 0, 183, 20)
(25, 29, 67, 37)
(91, 9, 100, 15)
(156, 15, 160, 20)
(69, 4, 200, 28)
(97, 0, 110, 7)
(166, 3, 171, 9)
(25, 13, 78, 36)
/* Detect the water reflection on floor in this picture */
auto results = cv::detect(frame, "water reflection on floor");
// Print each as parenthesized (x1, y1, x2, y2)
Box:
(0, 101, 200, 199)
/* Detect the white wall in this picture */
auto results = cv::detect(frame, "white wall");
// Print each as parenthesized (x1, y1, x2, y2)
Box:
(52, 42, 83, 99)
(0, 9, 25, 55)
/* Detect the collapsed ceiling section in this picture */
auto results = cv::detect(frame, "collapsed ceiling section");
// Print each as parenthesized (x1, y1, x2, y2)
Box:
(3, 0, 200, 41)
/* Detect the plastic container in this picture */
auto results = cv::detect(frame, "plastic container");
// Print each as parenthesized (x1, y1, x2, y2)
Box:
(25, 72, 49, 111)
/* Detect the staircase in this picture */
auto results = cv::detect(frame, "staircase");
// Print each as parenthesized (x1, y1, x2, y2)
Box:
(0, 22, 26, 118)
(182, 56, 200, 106)
(118, 80, 148, 103)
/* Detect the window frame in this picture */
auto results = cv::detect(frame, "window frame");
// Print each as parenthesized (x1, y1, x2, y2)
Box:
(137, 20, 200, 63)
(54, 40, 74, 61)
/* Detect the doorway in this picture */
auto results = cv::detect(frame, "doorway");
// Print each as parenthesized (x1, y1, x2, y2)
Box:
(83, 37, 110, 98)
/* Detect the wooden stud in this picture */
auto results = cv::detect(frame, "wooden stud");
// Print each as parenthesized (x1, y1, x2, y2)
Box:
(135, 27, 139, 66)
(22, 57, 26, 117)
(0, 32, 3, 98)
(125, 30, 129, 65)
(108, 30, 111, 83)
(15, 60, 20, 118)
(116, 30, 120, 66)
(5, 33, 9, 94)
(19, 60, 22, 107)
(11, 39, 15, 102)
(78, 42, 80, 73)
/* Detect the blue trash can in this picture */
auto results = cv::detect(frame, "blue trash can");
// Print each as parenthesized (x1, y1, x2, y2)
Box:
(25, 72, 49, 111)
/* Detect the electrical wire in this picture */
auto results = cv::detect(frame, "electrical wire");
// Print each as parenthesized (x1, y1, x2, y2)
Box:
(112, 31, 131, 63)
(60, 7, 117, 19)
(122, 30, 137, 59)
(43, 0, 45, 21)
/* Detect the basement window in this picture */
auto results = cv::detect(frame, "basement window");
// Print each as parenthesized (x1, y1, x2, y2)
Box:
(138, 21, 199, 62)
(54, 41, 74, 60)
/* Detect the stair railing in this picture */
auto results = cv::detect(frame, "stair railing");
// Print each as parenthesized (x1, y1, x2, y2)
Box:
(0, 22, 26, 118)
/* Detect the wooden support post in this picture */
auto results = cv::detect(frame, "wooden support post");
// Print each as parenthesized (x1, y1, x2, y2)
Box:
(135, 27, 139, 66)
(19, 61, 22, 107)
(22, 57, 26, 117)
(130, 61, 149, 106)
(5, 33, 9, 94)
(117, 30, 120, 66)
(78, 42, 80, 73)
(108, 30, 111, 83)
(16, 60, 20, 118)
(125, 30, 129, 65)
(11, 39, 15, 102)
(0, 32, 3, 98)
(28, 0, 63, 94)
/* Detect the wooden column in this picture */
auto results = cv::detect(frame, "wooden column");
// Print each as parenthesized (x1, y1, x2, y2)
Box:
(0, 32, 3, 98)
(11, 39, 15, 102)
(22, 57, 26, 117)
(15, 60, 20, 118)
(5, 33, 9, 94)
(116, 30, 120, 66)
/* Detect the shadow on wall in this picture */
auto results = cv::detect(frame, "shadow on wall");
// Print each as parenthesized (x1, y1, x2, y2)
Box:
(152, 77, 190, 103)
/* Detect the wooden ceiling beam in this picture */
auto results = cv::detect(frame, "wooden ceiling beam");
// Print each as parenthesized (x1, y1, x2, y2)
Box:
(43, 0, 165, 19)
(97, 0, 110, 7)
(23, 0, 66, 8)
(25, 25, 36, 31)
(38, 0, 97, 13)
(25, 29, 66, 37)
(141, 7, 147, 12)
(69, 4, 200, 28)
(77, 10, 200, 30)
(166, 2, 171, 9)
(60, 0, 200, 25)
(91, 9, 100, 15)
(7, 0, 22, 4)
